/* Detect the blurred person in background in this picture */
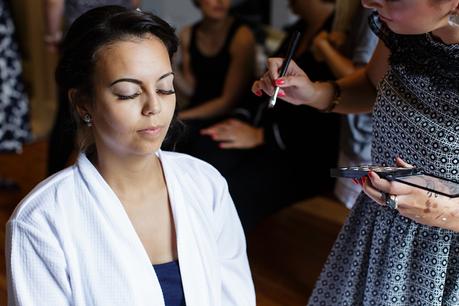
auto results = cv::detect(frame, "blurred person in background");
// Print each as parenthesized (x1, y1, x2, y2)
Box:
(0, 0, 30, 190)
(200, 0, 340, 229)
(311, 0, 378, 208)
(172, 0, 256, 166)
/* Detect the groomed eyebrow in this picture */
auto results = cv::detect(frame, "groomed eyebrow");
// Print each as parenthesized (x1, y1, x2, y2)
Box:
(109, 72, 174, 87)
(158, 71, 174, 81)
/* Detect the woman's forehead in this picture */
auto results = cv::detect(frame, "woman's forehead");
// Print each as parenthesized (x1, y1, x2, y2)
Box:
(94, 37, 171, 78)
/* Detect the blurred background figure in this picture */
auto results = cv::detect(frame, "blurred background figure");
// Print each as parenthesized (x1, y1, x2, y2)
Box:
(44, 0, 140, 175)
(311, 0, 377, 208)
(0, 0, 30, 190)
(172, 0, 256, 164)
(200, 0, 340, 229)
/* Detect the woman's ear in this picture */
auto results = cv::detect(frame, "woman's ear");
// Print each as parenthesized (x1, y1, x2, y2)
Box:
(68, 88, 90, 118)
(449, 2, 459, 27)
(452, 0, 459, 13)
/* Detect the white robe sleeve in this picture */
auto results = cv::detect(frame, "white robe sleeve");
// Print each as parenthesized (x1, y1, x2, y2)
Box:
(6, 220, 72, 306)
(214, 177, 256, 306)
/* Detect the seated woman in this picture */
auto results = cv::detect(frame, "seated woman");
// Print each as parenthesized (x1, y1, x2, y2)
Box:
(200, 0, 341, 228)
(6, 6, 255, 306)
(172, 0, 256, 161)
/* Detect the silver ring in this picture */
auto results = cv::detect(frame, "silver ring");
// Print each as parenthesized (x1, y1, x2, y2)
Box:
(380, 191, 386, 202)
(385, 194, 398, 210)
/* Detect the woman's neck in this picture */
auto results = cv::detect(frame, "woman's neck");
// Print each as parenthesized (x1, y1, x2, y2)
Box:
(92, 149, 165, 196)
(200, 15, 231, 34)
(432, 24, 459, 45)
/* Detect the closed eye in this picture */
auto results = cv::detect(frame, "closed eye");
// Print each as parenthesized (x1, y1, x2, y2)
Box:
(157, 89, 175, 95)
(117, 93, 141, 100)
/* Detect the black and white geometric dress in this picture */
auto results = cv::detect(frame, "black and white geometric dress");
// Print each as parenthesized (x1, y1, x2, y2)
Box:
(308, 14, 459, 305)
(0, 0, 30, 153)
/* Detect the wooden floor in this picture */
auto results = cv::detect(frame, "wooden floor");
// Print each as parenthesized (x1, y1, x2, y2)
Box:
(0, 140, 348, 305)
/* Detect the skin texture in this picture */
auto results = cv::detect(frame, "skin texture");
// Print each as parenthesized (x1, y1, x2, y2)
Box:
(87, 36, 175, 158)
(252, 0, 459, 231)
(200, 118, 264, 149)
(74, 35, 179, 263)
(362, 0, 459, 35)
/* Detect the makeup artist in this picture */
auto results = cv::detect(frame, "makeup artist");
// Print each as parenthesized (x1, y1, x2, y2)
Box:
(254, 0, 459, 304)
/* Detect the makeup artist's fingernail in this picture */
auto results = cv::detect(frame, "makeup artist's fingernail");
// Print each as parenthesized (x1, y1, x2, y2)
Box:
(278, 91, 286, 97)
(255, 90, 262, 96)
(352, 178, 358, 185)
(275, 79, 285, 86)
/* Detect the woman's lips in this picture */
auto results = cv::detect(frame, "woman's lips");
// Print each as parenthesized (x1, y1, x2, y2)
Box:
(379, 14, 392, 22)
(137, 126, 163, 137)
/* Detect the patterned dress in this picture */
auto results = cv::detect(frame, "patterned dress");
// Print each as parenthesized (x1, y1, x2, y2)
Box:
(308, 14, 459, 306)
(0, 0, 29, 153)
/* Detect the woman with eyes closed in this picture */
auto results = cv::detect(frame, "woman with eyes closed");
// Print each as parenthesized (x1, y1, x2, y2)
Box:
(254, 0, 459, 304)
(6, 6, 255, 306)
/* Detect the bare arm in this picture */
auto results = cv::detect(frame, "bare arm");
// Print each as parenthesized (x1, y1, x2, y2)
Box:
(315, 40, 390, 113)
(179, 26, 256, 120)
(43, 0, 65, 51)
(313, 32, 358, 78)
(253, 39, 390, 114)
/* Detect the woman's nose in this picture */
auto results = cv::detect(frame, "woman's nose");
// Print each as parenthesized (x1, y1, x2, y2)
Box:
(142, 93, 161, 116)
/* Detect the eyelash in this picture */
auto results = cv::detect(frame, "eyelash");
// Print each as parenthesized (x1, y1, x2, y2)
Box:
(116, 89, 175, 100)
(117, 93, 141, 100)
(157, 89, 175, 95)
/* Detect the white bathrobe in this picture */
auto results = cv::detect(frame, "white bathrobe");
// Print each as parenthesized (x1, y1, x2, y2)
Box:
(6, 151, 255, 306)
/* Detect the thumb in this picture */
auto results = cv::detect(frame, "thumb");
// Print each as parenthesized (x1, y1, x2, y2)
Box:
(395, 156, 414, 168)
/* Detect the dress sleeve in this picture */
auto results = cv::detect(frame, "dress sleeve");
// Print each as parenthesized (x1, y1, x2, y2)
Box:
(6, 220, 72, 306)
(213, 175, 256, 306)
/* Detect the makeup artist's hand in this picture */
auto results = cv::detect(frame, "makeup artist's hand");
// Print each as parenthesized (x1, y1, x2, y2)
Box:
(201, 119, 264, 149)
(362, 157, 459, 232)
(252, 58, 318, 106)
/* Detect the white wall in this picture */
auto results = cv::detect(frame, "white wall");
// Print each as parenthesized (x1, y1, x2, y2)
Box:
(141, 0, 294, 31)
(141, 1, 201, 31)
(270, 0, 297, 30)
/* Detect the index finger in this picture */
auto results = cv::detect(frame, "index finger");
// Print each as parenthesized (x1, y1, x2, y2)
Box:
(368, 171, 413, 195)
(267, 58, 284, 81)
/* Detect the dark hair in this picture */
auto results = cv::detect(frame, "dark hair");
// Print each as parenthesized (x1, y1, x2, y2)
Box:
(56, 5, 181, 151)
(191, 0, 199, 8)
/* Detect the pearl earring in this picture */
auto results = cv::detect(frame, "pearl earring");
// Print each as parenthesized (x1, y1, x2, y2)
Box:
(82, 113, 92, 127)
(449, 13, 459, 27)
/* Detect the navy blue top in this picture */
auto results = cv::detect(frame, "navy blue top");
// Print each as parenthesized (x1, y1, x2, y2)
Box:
(153, 260, 186, 306)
